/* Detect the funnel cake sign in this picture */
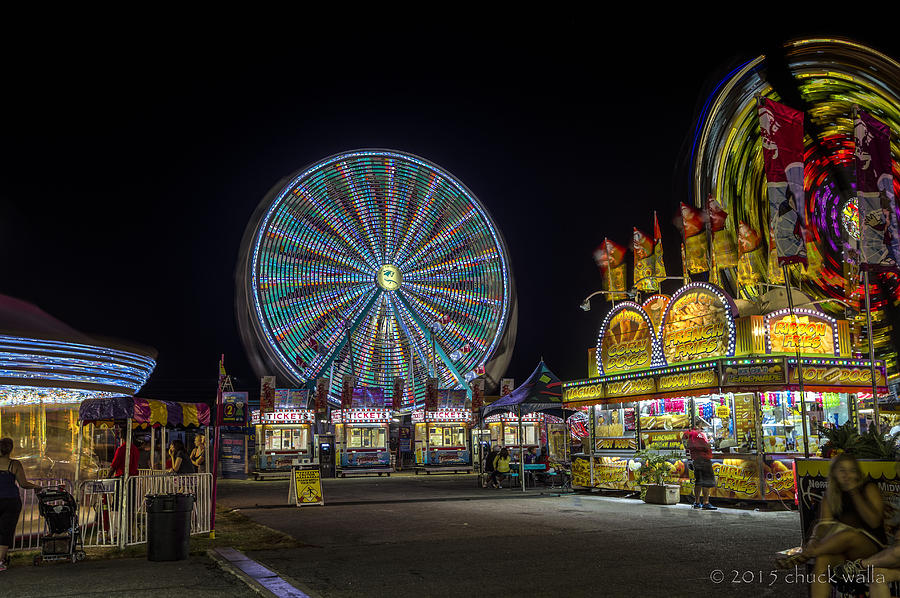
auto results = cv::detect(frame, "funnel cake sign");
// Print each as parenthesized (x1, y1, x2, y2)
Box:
(596, 302, 660, 375)
(660, 283, 736, 364)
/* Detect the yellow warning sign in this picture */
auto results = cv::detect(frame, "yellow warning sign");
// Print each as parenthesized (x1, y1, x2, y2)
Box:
(292, 467, 324, 506)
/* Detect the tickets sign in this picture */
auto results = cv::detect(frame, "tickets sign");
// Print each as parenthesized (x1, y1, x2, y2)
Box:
(660, 284, 735, 364)
(332, 409, 392, 423)
(766, 311, 837, 356)
(657, 369, 718, 392)
(598, 304, 656, 375)
(789, 363, 886, 387)
(253, 409, 315, 424)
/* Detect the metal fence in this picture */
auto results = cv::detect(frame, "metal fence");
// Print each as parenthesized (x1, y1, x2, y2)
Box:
(11, 473, 213, 551)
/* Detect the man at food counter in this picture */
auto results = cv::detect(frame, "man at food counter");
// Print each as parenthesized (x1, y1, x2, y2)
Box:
(682, 422, 718, 511)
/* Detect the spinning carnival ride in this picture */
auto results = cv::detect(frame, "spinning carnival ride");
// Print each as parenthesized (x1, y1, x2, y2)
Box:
(237, 150, 517, 408)
(691, 38, 900, 375)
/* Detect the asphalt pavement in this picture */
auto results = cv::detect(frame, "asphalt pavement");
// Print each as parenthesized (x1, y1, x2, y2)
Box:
(217, 474, 805, 598)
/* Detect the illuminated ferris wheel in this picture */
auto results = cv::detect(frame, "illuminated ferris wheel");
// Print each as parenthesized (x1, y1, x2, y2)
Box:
(236, 149, 517, 408)
(691, 37, 900, 372)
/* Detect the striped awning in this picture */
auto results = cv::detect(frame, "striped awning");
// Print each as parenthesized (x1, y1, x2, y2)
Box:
(79, 396, 211, 428)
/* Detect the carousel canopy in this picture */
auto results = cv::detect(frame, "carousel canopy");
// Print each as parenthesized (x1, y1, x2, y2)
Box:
(79, 396, 210, 428)
(482, 361, 571, 419)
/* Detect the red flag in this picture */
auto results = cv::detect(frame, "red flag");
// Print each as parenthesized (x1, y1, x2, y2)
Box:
(392, 376, 405, 411)
(706, 196, 737, 268)
(633, 228, 656, 291)
(604, 238, 628, 300)
(653, 212, 667, 280)
(759, 98, 808, 265)
(737, 221, 765, 285)
(680, 203, 709, 273)
(855, 109, 900, 271)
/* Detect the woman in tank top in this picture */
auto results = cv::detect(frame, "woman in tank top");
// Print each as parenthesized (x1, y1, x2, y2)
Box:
(776, 453, 885, 598)
(0, 437, 39, 571)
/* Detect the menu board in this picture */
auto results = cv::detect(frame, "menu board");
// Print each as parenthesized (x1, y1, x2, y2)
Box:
(598, 303, 657, 375)
(660, 284, 735, 364)
(220, 432, 247, 479)
(733, 394, 757, 448)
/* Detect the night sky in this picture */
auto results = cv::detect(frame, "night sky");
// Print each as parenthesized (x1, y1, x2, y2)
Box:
(3, 16, 897, 401)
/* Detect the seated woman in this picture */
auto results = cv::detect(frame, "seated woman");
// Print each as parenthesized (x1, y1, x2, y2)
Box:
(776, 453, 886, 598)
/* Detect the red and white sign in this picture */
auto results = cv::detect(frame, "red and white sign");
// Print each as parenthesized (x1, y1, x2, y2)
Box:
(485, 412, 544, 423)
(332, 409, 392, 424)
(411, 409, 473, 423)
(251, 409, 316, 425)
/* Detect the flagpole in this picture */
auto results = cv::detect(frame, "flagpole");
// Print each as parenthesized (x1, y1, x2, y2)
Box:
(783, 265, 810, 458)
(210, 354, 225, 539)
(852, 104, 883, 435)
(863, 270, 882, 433)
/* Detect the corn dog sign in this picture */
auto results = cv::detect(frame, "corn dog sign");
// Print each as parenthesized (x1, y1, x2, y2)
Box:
(596, 302, 661, 375)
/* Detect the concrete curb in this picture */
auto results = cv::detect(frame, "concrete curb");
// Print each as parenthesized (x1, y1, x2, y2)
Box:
(208, 547, 313, 598)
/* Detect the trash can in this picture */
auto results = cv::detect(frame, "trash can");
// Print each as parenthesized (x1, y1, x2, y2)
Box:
(146, 493, 194, 561)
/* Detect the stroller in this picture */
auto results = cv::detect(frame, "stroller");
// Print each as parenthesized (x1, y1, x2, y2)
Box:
(33, 485, 86, 565)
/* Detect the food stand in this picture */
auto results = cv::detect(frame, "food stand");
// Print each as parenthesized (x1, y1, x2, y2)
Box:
(250, 408, 316, 474)
(332, 387, 392, 476)
(563, 282, 887, 503)
(484, 412, 541, 462)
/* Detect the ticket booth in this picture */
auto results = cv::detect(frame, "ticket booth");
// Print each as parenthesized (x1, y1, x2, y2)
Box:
(251, 409, 315, 473)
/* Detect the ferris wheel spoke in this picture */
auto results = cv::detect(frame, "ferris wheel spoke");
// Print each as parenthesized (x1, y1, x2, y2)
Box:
(285, 181, 378, 270)
(391, 173, 443, 266)
(399, 210, 480, 272)
(333, 160, 385, 267)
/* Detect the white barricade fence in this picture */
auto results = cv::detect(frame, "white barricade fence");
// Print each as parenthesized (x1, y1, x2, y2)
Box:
(123, 473, 213, 546)
(11, 478, 72, 552)
(12, 473, 212, 551)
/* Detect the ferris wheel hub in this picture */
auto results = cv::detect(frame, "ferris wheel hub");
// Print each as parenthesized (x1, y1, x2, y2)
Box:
(376, 264, 402, 291)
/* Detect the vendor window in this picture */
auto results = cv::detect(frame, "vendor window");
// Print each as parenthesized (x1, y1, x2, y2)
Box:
(692, 395, 737, 450)
(760, 391, 850, 455)
(349, 426, 386, 449)
(593, 405, 636, 439)
(502, 423, 537, 445)
(429, 425, 465, 446)
(639, 398, 690, 430)
(264, 427, 309, 451)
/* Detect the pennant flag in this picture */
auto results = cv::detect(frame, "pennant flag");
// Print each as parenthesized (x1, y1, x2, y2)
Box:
(604, 238, 628, 300)
(706, 196, 738, 268)
(737, 221, 766, 285)
(653, 212, 667, 280)
(680, 203, 709, 273)
(633, 227, 657, 291)
(680, 243, 690, 282)
(766, 236, 785, 283)
(758, 97, 808, 266)
(855, 109, 900, 272)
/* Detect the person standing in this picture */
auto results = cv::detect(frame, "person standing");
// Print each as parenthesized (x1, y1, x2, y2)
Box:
(682, 422, 717, 510)
(168, 440, 195, 474)
(109, 429, 140, 478)
(190, 436, 206, 473)
(0, 438, 39, 571)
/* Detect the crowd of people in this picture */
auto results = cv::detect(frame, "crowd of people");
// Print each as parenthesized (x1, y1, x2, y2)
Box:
(480, 444, 564, 488)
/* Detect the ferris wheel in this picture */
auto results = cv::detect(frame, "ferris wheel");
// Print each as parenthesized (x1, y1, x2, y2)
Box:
(236, 149, 517, 408)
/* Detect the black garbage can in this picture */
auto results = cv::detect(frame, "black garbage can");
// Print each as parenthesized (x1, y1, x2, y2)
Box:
(146, 493, 194, 561)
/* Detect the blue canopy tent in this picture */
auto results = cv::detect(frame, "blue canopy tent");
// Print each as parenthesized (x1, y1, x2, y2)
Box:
(481, 361, 573, 491)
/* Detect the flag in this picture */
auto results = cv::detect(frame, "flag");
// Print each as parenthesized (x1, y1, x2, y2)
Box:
(653, 211, 667, 280)
(759, 97, 808, 266)
(855, 109, 900, 272)
(680, 243, 690, 282)
(341, 374, 356, 409)
(392, 376, 405, 411)
(470, 378, 485, 412)
(706, 196, 738, 268)
(737, 221, 766, 285)
(424, 377, 439, 411)
(766, 236, 785, 283)
(680, 202, 709, 273)
(633, 227, 657, 291)
(315, 377, 329, 414)
(594, 238, 627, 300)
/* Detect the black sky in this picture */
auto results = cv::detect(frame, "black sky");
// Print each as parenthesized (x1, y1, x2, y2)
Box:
(2, 14, 897, 400)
